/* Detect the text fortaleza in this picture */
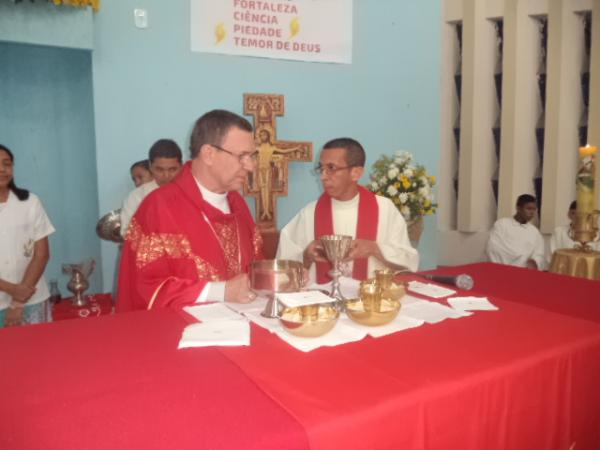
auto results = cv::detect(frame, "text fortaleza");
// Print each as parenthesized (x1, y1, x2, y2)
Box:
(232, 0, 321, 54)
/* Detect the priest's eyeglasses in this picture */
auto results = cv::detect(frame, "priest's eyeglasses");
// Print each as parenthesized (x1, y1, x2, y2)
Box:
(211, 144, 258, 164)
(313, 163, 355, 175)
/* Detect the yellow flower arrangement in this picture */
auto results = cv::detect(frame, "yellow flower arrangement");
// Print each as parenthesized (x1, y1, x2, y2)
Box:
(368, 150, 437, 222)
(53, 0, 100, 12)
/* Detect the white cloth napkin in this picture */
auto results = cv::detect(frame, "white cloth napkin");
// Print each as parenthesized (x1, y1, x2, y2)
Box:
(178, 303, 250, 349)
(341, 314, 425, 338)
(178, 320, 250, 349)
(244, 310, 367, 352)
(447, 296, 498, 311)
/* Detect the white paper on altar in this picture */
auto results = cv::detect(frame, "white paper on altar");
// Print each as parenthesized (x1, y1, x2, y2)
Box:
(178, 303, 250, 349)
(447, 296, 499, 312)
(408, 281, 457, 298)
(184, 303, 245, 322)
(190, 0, 353, 64)
(276, 290, 336, 308)
(399, 295, 472, 324)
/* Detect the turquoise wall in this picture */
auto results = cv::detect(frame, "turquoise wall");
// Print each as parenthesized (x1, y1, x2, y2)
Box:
(0, 41, 102, 293)
(1, 0, 442, 292)
(93, 0, 442, 291)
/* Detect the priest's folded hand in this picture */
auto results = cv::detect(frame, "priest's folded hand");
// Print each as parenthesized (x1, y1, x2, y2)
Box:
(224, 273, 254, 303)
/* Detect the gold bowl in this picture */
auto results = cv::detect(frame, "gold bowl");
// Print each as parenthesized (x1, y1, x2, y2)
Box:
(279, 304, 339, 338)
(345, 297, 401, 326)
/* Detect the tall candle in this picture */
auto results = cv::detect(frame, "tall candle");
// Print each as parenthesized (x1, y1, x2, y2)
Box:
(577, 144, 597, 214)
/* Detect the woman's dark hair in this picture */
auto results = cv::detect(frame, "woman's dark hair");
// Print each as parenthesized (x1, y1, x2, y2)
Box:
(0, 144, 29, 201)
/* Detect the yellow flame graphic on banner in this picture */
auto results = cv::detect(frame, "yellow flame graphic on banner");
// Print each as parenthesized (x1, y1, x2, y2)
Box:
(289, 17, 300, 39)
(215, 22, 226, 44)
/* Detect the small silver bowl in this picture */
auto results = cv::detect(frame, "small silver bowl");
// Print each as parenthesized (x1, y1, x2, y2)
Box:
(249, 259, 304, 318)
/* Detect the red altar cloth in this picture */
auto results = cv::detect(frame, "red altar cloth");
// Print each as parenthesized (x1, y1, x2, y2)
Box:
(1, 263, 599, 449)
(52, 293, 114, 321)
(0, 310, 309, 450)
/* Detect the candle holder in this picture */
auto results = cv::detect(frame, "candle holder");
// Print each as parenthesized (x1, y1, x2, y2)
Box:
(570, 210, 600, 251)
(571, 144, 600, 250)
(550, 144, 600, 279)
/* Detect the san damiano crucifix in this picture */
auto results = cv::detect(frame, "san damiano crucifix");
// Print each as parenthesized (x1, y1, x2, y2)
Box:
(243, 93, 313, 233)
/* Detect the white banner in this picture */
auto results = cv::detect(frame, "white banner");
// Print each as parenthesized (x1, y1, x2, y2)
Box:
(190, 0, 353, 64)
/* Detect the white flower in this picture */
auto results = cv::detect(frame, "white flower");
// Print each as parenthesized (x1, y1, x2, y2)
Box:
(387, 185, 398, 196)
(401, 206, 410, 218)
(404, 169, 414, 178)
(370, 181, 379, 190)
(394, 150, 412, 164)
(418, 187, 430, 197)
(399, 192, 408, 204)
(387, 167, 399, 179)
(380, 176, 388, 184)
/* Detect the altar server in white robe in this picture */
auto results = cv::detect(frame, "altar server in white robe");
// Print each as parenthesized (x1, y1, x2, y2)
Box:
(277, 138, 419, 283)
(120, 139, 183, 237)
(486, 194, 546, 270)
(0, 145, 55, 327)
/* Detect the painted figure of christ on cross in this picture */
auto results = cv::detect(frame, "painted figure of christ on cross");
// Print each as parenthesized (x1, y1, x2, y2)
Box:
(243, 93, 313, 232)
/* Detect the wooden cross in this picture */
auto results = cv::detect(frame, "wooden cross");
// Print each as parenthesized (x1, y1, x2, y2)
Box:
(243, 93, 313, 232)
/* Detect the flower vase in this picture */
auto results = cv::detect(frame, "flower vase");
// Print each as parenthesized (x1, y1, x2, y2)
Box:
(407, 216, 424, 248)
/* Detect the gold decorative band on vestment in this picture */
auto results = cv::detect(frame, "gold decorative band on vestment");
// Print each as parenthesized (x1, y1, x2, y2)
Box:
(127, 218, 219, 281)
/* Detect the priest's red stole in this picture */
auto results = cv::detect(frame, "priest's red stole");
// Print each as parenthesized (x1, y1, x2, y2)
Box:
(314, 186, 378, 283)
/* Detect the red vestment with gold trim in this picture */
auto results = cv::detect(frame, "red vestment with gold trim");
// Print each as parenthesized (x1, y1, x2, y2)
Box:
(117, 162, 263, 312)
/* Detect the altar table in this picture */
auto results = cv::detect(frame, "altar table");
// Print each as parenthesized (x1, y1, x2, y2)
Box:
(52, 293, 114, 321)
(1, 263, 600, 450)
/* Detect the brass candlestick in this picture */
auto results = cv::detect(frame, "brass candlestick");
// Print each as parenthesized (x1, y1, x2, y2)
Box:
(550, 145, 600, 279)
(570, 210, 600, 251)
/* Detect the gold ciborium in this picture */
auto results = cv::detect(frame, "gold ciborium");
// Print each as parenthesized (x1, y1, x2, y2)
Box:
(249, 259, 304, 318)
(62, 259, 96, 307)
(320, 235, 353, 306)
(279, 303, 339, 338)
(345, 271, 404, 326)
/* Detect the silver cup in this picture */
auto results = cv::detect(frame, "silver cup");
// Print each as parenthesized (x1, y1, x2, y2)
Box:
(320, 235, 352, 304)
(249, 259, 304, 318)
(62, 259, 96, 307)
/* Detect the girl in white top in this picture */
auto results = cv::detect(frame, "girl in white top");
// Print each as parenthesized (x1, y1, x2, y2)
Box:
(0, 145, 55, 327)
